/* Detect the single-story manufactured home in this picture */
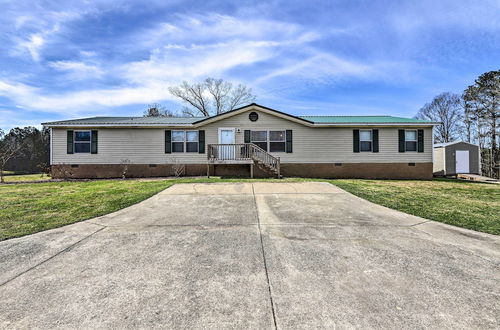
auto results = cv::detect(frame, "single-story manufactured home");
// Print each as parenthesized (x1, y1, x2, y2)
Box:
(42, 103, 438, 179)
(433, 141, 481, 176)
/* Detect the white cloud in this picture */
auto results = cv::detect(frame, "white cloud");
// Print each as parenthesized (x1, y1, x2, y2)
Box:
(0, 13, 326, 114)
(49, 61, 104, 79)
(18, 34, 45, 62)
(139, 13, 308, 47)
(257, 53, 373, 83)
(0, 79, 172, 114)
(123, 40, 278, 83)
(120, 14, 322, 88)
(7, 7, 91, 62)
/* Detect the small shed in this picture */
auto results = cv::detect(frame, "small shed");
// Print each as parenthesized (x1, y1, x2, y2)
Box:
(433, 141, 480, 176)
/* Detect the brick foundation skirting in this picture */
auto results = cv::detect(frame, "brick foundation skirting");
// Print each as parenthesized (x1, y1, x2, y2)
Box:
(51, 162, 433, 180)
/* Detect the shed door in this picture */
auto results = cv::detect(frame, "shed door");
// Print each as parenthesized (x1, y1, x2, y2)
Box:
(456, 150, 469, 173)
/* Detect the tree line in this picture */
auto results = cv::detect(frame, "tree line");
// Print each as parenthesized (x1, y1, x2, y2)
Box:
(0, 127, 50, 182)
(415, 69, 499, 178)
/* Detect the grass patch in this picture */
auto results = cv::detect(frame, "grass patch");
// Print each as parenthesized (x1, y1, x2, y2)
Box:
(331, 178, 500, 235)
(2, 173, 51, 182)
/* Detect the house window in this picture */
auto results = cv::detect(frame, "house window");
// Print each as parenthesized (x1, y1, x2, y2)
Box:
(74, 131, 91, 153)
(172, 131, 185, 152)
(172, 131, 199, 153)
(269, 131, 286, 152)
(250, 130, 286, 152)
(359, 130, 372, 152)
(251, 131, 268, 151)
(186, 131, 199, 153)
(405, 130, 417, 152)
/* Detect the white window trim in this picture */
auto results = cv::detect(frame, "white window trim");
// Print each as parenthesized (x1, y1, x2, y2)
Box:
(405, 129, 417, 152)
(359, 129, 373, 152)
(172, 130, 199, 153)
(74, 130, 92, 153)
(250, 130, 286, 152)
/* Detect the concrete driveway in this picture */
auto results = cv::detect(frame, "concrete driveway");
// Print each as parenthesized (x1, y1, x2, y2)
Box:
(0, 182, 499, 329)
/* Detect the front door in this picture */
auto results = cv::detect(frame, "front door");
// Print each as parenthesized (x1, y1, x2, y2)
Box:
(218, 128, 236, 159)
(456, 150, 470, 173)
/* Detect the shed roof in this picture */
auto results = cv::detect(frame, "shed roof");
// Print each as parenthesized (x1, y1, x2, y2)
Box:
(434, 141, 479, 148)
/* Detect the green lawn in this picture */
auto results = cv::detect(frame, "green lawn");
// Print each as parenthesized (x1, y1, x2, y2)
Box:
(2, 173, 51, 182)
(332, 179, 500, 235)
(1, 177, 498, 240)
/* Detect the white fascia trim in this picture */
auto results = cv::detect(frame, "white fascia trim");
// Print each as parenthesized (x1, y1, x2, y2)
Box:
(435, 140, 480, 148)
(50, 128, 53, 165)
(431, 126, 434, 166)
(192, 105, 314, 127)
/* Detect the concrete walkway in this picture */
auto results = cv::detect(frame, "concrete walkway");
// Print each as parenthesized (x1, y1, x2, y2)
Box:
(0, 182, 499, 329)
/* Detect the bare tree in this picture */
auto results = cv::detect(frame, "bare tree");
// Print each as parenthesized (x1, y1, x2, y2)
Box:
(168, 78, 256, 117)
(415, 92, 463, 143)
(0, 129, 26, 183)
(143, 103, 177, 117)
(120, 159, 131, 179)
(168, 157, 185, 177)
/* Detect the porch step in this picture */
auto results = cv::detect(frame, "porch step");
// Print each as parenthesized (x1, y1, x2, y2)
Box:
(255, 161, 278, 174)
(254, 160, 278, 176)
(207, 143, 281, 179)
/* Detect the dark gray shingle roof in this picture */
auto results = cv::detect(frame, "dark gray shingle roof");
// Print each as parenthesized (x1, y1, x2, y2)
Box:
(42, 116, 207, 126)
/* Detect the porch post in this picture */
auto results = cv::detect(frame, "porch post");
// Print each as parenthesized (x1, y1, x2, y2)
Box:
(250, 163, 254, 179)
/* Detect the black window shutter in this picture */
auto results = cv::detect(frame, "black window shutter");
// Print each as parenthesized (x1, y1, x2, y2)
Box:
(286, 130, 293, 153)
(398, 130, 405, 152)
(244, 130, 251, 143)
(165, 130, 171, 154)
(91, 130, 98, 154)
(417, 129, 424, 152)
(198, 130, 205, 154)
(353, 130, 360, 153)
(372, 129, 379, 153)
(67, 130, 74, 154)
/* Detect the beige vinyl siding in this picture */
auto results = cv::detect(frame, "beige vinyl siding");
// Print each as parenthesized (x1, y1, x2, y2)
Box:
(52, 110, 433, 164)
(52, 128, 207, 164)
(433, 147, 445, 174)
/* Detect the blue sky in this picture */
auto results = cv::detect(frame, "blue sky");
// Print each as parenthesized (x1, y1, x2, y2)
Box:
(0, 0, 499, 130)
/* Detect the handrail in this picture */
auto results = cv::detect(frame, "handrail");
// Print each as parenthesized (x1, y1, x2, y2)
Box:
(207, 143, 281, 177)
